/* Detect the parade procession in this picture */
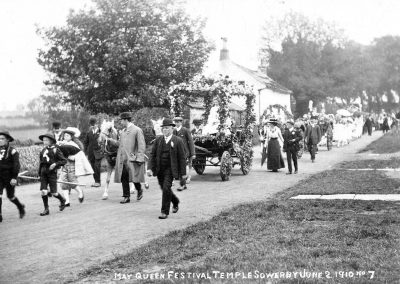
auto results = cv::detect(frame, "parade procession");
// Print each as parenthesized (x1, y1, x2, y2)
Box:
(2, 0, 400, 283)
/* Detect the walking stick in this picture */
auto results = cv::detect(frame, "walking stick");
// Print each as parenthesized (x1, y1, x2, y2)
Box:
(18, 174, 86, 187)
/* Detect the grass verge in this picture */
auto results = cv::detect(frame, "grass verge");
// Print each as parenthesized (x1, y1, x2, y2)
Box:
(73, 158, 400, 284)
(359, 131, 400, 154)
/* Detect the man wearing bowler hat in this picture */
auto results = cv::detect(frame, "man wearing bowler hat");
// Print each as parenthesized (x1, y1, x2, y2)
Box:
(173, 116, 195, 190)
(107, 112, 145, 203)
(149, 118, 187, 219)
(0, 130, 25, 222)
(283, 120, 303, 174)
(305, 116, 321, 163)
(51, 121, 63, 141)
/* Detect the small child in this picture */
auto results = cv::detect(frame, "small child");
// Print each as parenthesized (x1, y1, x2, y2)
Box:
(0, 130, 25, 222)
(38, 132, 67, 216)
(58, 127, 91, 206)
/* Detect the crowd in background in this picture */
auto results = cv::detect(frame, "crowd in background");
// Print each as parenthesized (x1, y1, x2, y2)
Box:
(260, 109, 399, 153)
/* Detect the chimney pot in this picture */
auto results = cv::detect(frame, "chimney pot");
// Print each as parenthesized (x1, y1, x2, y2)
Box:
(220, 37, 229, 61)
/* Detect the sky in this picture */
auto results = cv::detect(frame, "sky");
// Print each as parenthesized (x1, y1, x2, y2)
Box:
(1, 0, 400, 111)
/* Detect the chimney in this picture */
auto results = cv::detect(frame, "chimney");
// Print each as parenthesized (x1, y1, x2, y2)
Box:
(219, 37, 229, 61)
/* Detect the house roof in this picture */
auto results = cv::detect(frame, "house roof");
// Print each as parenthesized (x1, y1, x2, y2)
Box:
(232, 63, 292, 95)
(187, 99, 245, 111)
(203, 45, 292, 95)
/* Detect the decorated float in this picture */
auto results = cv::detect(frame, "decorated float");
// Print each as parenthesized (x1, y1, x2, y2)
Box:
(169, 75, 256, 181)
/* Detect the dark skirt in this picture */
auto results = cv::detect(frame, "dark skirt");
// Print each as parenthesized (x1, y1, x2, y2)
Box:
(267, 138, 285, 170)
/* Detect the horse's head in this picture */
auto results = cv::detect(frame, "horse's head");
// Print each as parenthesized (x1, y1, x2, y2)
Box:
(151, 117, 164, 136)
(99, 120, 116, 142)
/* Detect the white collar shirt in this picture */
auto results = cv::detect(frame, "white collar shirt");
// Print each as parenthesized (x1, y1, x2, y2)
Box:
(164, 135, 172, 144)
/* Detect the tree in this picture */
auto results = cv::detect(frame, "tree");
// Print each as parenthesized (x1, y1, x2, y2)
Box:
(37, 0, 213, 114)
(367, 36, 400, 111)
(260, 12, 373, 115)
(267, 38, 325, 114)
(259, 12, 346, 65)
(26, 97, 48, 126)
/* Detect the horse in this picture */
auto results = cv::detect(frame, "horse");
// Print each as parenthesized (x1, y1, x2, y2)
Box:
(98, 120, 119, 199)
(151, 118, 163, 136)
(98, 120, 150, 200)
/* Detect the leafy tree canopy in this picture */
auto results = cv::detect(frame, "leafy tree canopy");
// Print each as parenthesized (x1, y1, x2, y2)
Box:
(261, 12, 400, 114)
(37, 0, 213, 114)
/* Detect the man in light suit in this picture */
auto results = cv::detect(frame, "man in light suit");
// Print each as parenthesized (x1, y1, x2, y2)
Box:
(84, 117, 104, 187)
(173, 117, 195, 191)
(305, 116, 321, 163)
(149, 118, 187, 219)
(108, 112, 145, 204)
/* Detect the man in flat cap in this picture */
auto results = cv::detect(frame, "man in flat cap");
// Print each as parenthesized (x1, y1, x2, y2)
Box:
(107, 112, 145, 203)
(173, 116, 195, 190)
(149, 118, 186, 219)
(0, 131, 25, 222)
(84, 116, 104, 187)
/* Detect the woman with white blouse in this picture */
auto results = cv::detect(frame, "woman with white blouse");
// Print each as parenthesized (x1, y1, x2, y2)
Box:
(265, 118, 285, 172)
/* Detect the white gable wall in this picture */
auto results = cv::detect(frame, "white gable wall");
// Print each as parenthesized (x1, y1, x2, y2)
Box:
(204, 58, 291, 123)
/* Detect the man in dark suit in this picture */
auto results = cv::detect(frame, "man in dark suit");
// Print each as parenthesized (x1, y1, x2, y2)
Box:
(84, 117, 104, 187)
(364, 115, 373, 136)
(173, 117, 195, 191)
(283, 120, 303, 174)
(51, 121, 63, 141)
(305, 116, 321, 163)
(149, 118, 187, 219)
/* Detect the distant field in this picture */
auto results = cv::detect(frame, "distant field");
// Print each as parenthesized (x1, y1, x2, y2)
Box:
(11, 128, 48, 141)
(0, 117, 41, 128)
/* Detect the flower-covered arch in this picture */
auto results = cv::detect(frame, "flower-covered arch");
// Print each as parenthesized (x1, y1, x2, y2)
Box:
(169, 75, 256, 133)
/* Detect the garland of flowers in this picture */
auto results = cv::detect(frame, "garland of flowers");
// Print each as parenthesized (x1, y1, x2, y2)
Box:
(264, 104, 293, 119)
(169, 89, 188, 117)
(202, 90, 213, 125)
(168, 75, 256, 144)
(216, 83, 231, 131)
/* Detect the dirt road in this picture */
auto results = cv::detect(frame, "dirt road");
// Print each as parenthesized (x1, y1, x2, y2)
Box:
(0, 132, 382, 284)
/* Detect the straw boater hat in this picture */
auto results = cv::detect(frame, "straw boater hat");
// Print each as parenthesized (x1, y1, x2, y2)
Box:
(286, 119, 295, 125)
(62, 127, 81, 138)
(39, 132, 57, 144)
(173, 116, 183, 122)
(0, 130, 14, 142)
(161, 118, 175, 127)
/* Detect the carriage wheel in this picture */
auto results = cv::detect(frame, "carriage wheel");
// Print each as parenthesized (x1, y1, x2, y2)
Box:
(220, 151, 232, 181)
(240, 150, 253, 175)
(193, 156, 206, 175)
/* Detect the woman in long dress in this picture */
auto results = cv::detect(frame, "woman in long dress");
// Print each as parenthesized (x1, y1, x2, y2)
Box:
(266, 119, 285, 172)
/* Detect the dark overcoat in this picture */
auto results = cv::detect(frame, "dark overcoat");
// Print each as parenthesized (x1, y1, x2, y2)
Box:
(283, 128, 303, 152)
(84, 126, 104, 160)
(305, 125, 321, 145)
(173, 127, 195, 158)
(150, 135, 186, 179)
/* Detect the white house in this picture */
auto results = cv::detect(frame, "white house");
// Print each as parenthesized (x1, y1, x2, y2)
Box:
(203, 38, 292, 122)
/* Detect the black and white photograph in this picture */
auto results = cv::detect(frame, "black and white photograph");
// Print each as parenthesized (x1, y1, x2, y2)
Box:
(1, 0, 400, 283)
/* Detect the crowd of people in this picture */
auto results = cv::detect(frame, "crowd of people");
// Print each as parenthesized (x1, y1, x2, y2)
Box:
(258, 109, 399, 175)
(0, 114, 196, 222)
(1, 109, 398, 223)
